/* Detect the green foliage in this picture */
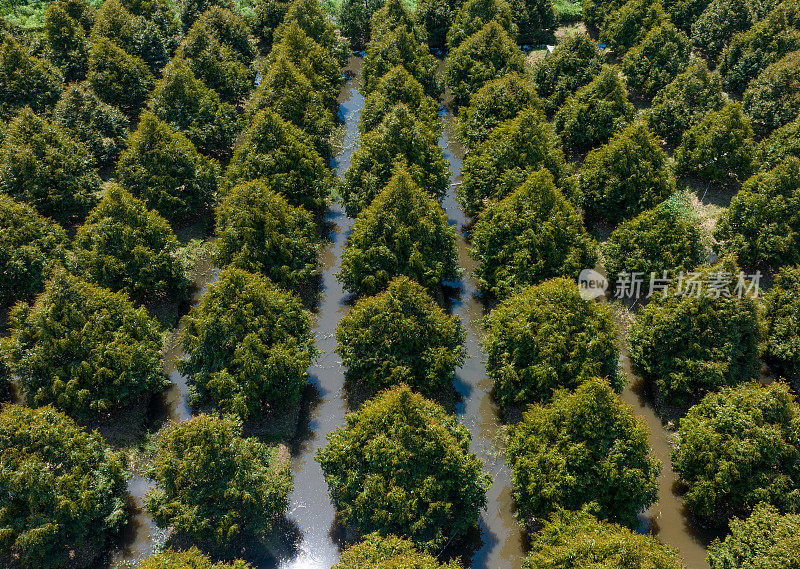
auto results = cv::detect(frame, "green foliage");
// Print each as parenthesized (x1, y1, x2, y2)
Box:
(317, 385, 490, 550)
(459, 108, 566, 218)
(674, 101, 756, 184)
(178, 0, 234, 32)
(603, 193, 705, 283)
(523, 510, 684, 568)
(743, 51, 800, 134)
(0, 107, 99, 225)
(578, 122, 674, 224)
(582, 0, 627, 27)
(600, 0, 665, 56)
(484, 278, 620, 409)
(715, 157, 800, 270)
(758, 114, 800, 170)
(146, 413, 293, 543)
(554, 65, 636, 151)
(457, 72, 539, 150)
(444, 21, 525, 109)
(117, 112, 220, 223)
(71, 185, 187, 303)
(369, 0, 418, 39)
(250, 0, 288, 51)
(0, 194, 67, 307)
(707, 502, 800, 569)
(662, 0, 711, 31)
(361, 27, 438, 98)
(0, 35, 62, 118)
(274, 0, 343, 60)
(447, 0, 517, 50)
(150, 59, 240, 155)
(54, 82, 129, 165)
(0, 405, 127, 569)
(762, 265, 800, 377)
(335, 534, 463, 569)
(341, 104, 448, 217)
(179, 267, 313, 419)
(3, 271, 165, 421)
(339, 0, 385, 50)
(339, 169, 459, 296)
(719, 1, 800, 94)
(621, 22, 690, 98)
(514, 0, 557, 41)
(691, 0, 754, 60)
(646, 61, 725, 144)
(672, 382, 800, 524)
(140, 548, 254, 569)
(507, 378, 660, 528)
(215, 179, 318, 289)
(360, 65, 440, 135)
(531, 32, 601, 117)
(337, 276, 465, 396)
(87, 36, 154, 111)
(44, 0, 89, 81)
(471, 169, 597, 299)
(415, 0, 454, 50)
(225, 107, 332, 214)
(629, 259, 761, 407)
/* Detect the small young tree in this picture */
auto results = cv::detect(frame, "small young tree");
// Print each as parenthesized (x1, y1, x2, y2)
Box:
(460, 107, 566, 218)
(3, 271, 166, 422)
(44, 1, 89, 81)
(335, 534, 463, 569)
(621, 22, 691, 98)
(471, 169, 597, 299)
(71, 185, 187, 303)
(672, 381, 800, 524)
(507, 378, 660, 528)
(444, 21, 526, 108)
(87, 36, 154, 111)
(600, 0, 665, 56)
(215, 180, 319, 290)
(337, 276, 465, 396)
(523, 510, 684, 568)
(759, 114, 800, 170)
(317, 385, 490, 550)
(0, 195, 68, 308)
(140, 548, 253, 569)
(743, 51, 800, 134)
(447, 0, 517, 50)
(0, 35, 62, 118)
(457, 72, 540, 149)
(715, 157, 800, 270)
(674, 102, 756, 185)
(629, 259, 761, 408)
(179, 267, 314, 420)
(554, 65, 636, 151)
(117, 112, 220, 223)
(225, 108, 332, 215)
(578, 122, 674, 224)
(339, 0, 385, 51)
(691, 0, 753, 60)
(361, 27, 439, 98)
(646, 61, 725, 144)
(341, 104, 449, 217)
(762, 265, 800, 378)
(360, 65, 440, 136)
(484, 278, 620, 410)
(0, 405, 127, 569)
(0, 107, 99, 225)
(147, 414, 293, 544)
(339, 169, 459, 296)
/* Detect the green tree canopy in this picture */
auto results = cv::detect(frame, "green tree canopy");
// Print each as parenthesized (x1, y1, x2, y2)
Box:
(339, 0, 385, 51)
(646, 61, 725, 144)
(44, 1, 89, 81)
(361, 27, 439, 97)
(523, 510, 685, 568)
(578, 121, 674, 224)
(335, 533, 463, 569)
(140, 548, 254, 569)
(629, 259, 761, 408)
(759, 114, 800, 170)
(673, 382, 800, 524)
(225, 107, 332, 214)
(179, 0, 234, 32)
(250, 0, 289, 51)
(662, 0, 711, 31)
(762, 265, 800, 378)
(444, 21, 525, 108)
(600, 0, 665, 56)
(146, 414, 293, 544)
(621, 21, 691, 98)
(117, 111, 220, 223)
(471, 169, 597, 299)
(554, 65, 636, 151)
(415, 0, 457, 50)
(484, 278, 620, 410)
(341, 104, 449, 217)
(215, 179, 318, 290)
(274, 0, 343, 61)
(87, 36, 154, 111)
(3, 271, 166, 421)
(0, 195, 67, 308)
(336, 276, 465, 396)
(339, 169, 459, 296)
(0, 35, 62, 118)
(179, 267, 314, 420)
(457, 72, 540, 150)
(369, 0, 419, 40)
(447, 0, 517, 50)
(0, 405, 127, 569)
(150, 59, 240, 155)
(691, 0, 756, 60)
(507, 378, 660, 528)
(360, 65, 440, 136)
(317, 385, 490, 550)
(0, 107, 99, 225)
(460, 107, 566, 218)
(715, 157, 800, 270)
(743, 50, 800, 134)
(674, 102, 756, 184)
(71, 185, 187, 303)
(531, 32, 602, 117)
